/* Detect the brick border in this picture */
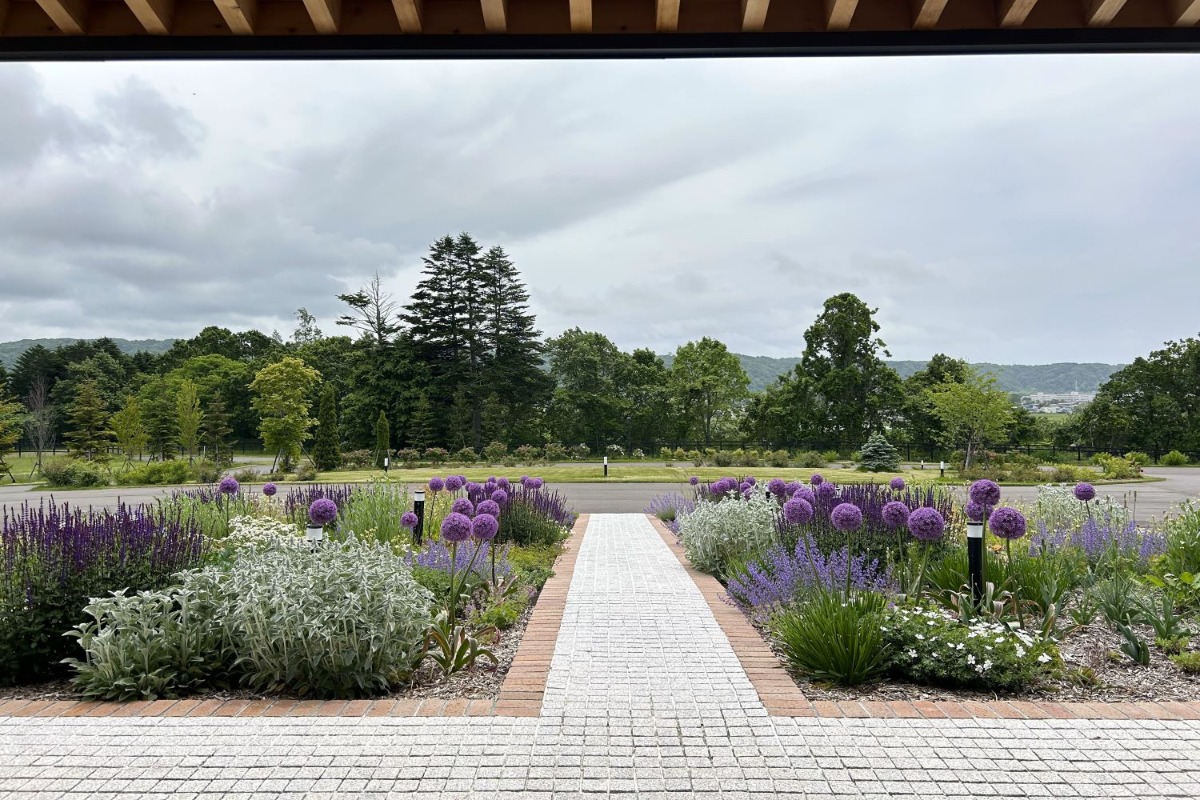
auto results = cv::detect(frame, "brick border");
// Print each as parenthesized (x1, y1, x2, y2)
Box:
(648, 514, 1200, 722)
(0, 514, 590, 720)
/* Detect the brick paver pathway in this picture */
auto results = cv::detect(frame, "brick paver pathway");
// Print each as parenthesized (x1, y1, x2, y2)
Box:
(2, 513, 1199, 798)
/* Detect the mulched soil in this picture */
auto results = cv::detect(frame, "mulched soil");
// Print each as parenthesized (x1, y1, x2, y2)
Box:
(752, 612, 1200, 703)
(0, 604, 534, 705)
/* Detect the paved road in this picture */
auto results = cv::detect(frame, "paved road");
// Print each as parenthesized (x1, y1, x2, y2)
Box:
(3, 468, 1198, 520)
(2, 514, 1197, 799)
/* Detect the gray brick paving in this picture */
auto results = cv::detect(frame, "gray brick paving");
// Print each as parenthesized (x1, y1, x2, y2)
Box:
(2, 513, 1198, 798)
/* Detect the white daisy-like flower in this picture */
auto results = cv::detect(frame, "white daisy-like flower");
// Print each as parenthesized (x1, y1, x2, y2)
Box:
(907, 649, 918, 659)
(1037, 652, 1052, 664)
(966, 654, 976, 665)
(1015, 646, 1026, 658)
(915, 634, 925, 641)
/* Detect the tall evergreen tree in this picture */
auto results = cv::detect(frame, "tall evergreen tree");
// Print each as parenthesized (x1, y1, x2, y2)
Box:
(140, 377, 179, 460)
(312, 383, 342, 471)
(202, 397, 234, 466)
(408, 392, 435, 450)
(374, 411, 391, 469)
(65, 380, 113, 461)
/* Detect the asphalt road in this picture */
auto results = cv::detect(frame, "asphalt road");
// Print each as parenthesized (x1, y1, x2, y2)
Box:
(2, 468, 1198, 520)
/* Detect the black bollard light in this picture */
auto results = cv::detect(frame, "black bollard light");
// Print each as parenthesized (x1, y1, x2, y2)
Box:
(413, 488, 425, 546)
(383, 456, 390, 475)
(967, 519, 984, 605)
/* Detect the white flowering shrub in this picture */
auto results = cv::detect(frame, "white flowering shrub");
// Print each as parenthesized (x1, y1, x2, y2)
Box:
(1029, 484, 1130, 534)
(679, 491, 779, 576)
(881, 605, 1059, 691)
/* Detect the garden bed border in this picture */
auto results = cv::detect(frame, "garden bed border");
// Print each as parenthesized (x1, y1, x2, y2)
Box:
(0, 513, 590, 720)
(647, 514, 1200, 722)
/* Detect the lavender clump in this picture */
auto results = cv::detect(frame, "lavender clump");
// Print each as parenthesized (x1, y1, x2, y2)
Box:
(644, 492, 696, 534)
(1029, 512, 1166, 565)
(405, 539, 512, 581)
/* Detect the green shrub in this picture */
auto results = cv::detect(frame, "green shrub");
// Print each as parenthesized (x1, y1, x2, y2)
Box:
(41, 459, 108, 487)
(483, 441, 508, 463)
(1125, 451, 1152, 467)
(339, 479, 411, 548)
(858, 433, 901, 472)
(396, 448, 420, 467)
(472, 594, 528, 630)
(1170, 651, 1200, 673)
(713, 450, 735, 467)
(424, 447, 449, 465)
(293, 462, 318, 481)
(821, 450, 840, 464)
(191, 461, 221, 484)
(456, 447, 478, 464)
(507, 543, 561, 590)
(882, 604, 1059, 691)
(1095, 453, 1141, 480)
(543, 442, 567, 462)
(499, 496, 570, 548)
(1162, 450, 1190, 466)
(767, 450, 790, 468)
(673, 447, 686, 462)
(570, 443, 591, 460)
(687, 450, 702, 466)
(342, 449, 374, 469)
(514, 444, 542, 464)
(113, 460, 194, 486)
(64, 585, 228, 701)
(771, 591, 889, 686)
(795, 451, 827, 469)
(678, 491, 778, 576)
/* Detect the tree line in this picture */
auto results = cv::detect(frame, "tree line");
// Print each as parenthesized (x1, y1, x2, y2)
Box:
(1, 232, 1179, 474)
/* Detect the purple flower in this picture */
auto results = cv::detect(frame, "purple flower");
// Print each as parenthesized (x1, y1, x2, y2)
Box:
(262, 482, 277, 497)
(530, 478, 544, 489)
(831, 503, 863, 532)
(989, 507, 1027, 540)
(907, 507, 946, 542)
(767, 478, 787, 497)
(739, 481, 752, 494)
(816, 482, 836, 500)
(889, 477, 906, 491)
(445, 475, 464, 492)
(1074, 482, 1096, 502)
(428, 476, 445, 492)
(218, 476, 239, 495)
(966, 501, 986, 522)
(810, 473, 824, 486)
(490, 489, 509, 505)
(400, 511, 419, 529)
(743, 476, 757, 486)
(792, 487, 816, 505)
(465, 481, 482, 496)
(968, 479, 1001, 508)
(497, 477, 511, 491)
(451, 498, 474, 516)
(882, 501, 910, 529)
(471, 514, 499, 541)
(520, 475, 531, 486)
(440, 512, 473, 543)
(689, 476, 700, 486)
(308, 498, 338, 526)
(783, 497, 814, 526)
(476, 499, 501, 518)
(784, 481, 802, 496)
(710, 478, 732, 496)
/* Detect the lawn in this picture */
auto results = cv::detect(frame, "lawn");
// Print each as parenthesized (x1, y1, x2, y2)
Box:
(319, 465, 927, 485)
(0, 455, 43, 484)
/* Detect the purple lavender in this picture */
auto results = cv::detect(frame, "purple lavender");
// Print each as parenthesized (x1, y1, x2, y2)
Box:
(441, 512, 473, 543)
(881, 501, 910, 529)
(831, 503, 863, 531)
(406, 538, 512, 581)
(645, 492, 696, 534)
(308, 498, 338, 526)
(262, 482, 277, 497)
(907, 507, 946, 541)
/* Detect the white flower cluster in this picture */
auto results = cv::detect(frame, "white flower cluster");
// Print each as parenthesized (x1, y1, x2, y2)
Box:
(220, 515, 303, 552)
(888, 605, 1050, 679)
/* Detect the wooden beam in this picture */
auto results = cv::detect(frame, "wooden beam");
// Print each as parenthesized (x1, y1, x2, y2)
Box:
(741, 0, 770, 31)
(214, 0, 256, 33)
(0, 0, 9, 35)
(569, 0, 591, 31)
(391, 0, 422, 32)
(1084, 0, 1128, 24)
(824, 0, 859, 29)
(1169, 0, 1200, 24)
(912, 0, 949, 28)
(34, 0, 88, 33)
(301, 0, 339, 32)
(124, 0, 173, 33)
(481, 0, 507, 31)
(656, 0, 679, 32)
(997, 0, 1038, 26)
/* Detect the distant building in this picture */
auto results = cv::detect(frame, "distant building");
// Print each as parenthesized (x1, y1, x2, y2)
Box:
(1020, 391, 1095, 414)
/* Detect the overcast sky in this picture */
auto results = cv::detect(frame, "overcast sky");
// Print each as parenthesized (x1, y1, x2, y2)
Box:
(1, 56, 1198, 364)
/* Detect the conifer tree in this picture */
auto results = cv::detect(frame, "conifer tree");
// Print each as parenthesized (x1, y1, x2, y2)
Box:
(408, 392, 435, 451)
(203, 397, 234, 466)
(109, 395, 148, 464)
(312, 383, 342, 471)
(65, 380, 113, 461)
(858, 432, 901, 472)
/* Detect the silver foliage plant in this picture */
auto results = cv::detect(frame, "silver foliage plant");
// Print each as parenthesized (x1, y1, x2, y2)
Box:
(679, 488, 779, 576)
(66, 517, 434, 700)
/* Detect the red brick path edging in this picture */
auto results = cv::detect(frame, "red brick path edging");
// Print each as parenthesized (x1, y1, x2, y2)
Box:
(0, 514, 590, 720)
(647, 514, 1200, 722)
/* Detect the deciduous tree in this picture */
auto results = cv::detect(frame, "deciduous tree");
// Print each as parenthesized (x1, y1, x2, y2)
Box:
(249, 357, 321, 471)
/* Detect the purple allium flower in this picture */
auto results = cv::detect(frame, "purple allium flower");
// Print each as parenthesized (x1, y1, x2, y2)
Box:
(689, 476, 700, 486)
(531, 477, 544, 489)
(497, 477, 511, 491)
(451, 498, 474, 516)
(968, 479, 1001, 508)
(739, 481, 752, 494)
(490, 489, 509, 505)
(218, 476, 239, 495)
(400, 511, 419, 529)
(783, 497, 814, 526)
(767, 478, 787, 497)
(907, 507, 946, 542)
(816, 482, 836, 500)
(471, 514, 499, 541)
(1074, 482, 1096, 502)
(889, 476, 906, 491)
(810, 473, 824, 486)
(742, 487, 754, 500)
(831, 503, 863, 532)
(744, 476, 757, 486)
(882, 501, 910, 529)
(465, 481, 482, 496)
(428, 476, 445, 492)
(476, 499, 501, 518)
(262, 482, 277, 497)
(966, 501, 986, 522)
(520, 475, 531, 486)
(989, 507, 1027, 540)
(440, 512, 473, 543)
(308, 498, 338, 526)
(793, 487, 816, 505)
(784, 481, 802, 496)
(445, 475, 464, 492)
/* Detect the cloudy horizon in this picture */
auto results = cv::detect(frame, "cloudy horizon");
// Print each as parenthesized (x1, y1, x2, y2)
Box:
(1, 55, 1198, 364)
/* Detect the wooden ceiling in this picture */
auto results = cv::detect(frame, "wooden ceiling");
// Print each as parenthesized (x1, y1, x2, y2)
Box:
(1, 0, 1199, 57)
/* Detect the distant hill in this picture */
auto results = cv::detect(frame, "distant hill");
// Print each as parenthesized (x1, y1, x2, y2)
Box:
(660, 354, 1123, 395)
(0, 338, 178, 368)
